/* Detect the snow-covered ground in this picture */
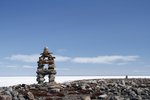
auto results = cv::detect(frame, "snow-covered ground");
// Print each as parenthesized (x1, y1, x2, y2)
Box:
(0, 76, 150, 87)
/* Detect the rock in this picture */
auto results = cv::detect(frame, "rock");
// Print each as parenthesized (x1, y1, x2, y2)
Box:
(95, 85, 100, 91)
(126, 86, 132, 89)
(81, 95, 91, 100)
(98, 94, 108, 99)
(128, 90, 137, 99)
(39, 86, 48, 91)
(89, 80, 97, 84)
(0, 87, 4, 91)
(0, 95, 12, 100)
(75, 83, 79, 87)
(81, 85, 86, 90)
(88, 87, 93, 92)
(121, 80, 126, 86)
(21, 84, 29, 90)
(137, 95, 142, 100)
(49, 88, 60, 93)
(140, 84, 147, 87)
(8, 87, 13, 92)
(131, 81, 137, 87)
(4, 91, 11, 96)
(113, 96, 124, 100)
(39, 78, 45, 82)
(61, 84, 67, 88)
(27, 92, 35, 100)
(36, 97, 46, 100)
(100, 86, 105, 91)
(18, 94, 25, 100)
(64, 82, 71, 87)
(49, 75, 55, 82)
(11, 91, 18, 97)
(1, 78, 150, 100)
(13, 96, 18, 100)
(136, 88, 142, 95)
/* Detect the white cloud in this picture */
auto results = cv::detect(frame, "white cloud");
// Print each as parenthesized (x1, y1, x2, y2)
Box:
(4, 54, 139, 65)
(2, 65, 34, 69)
(5, 54, 71, 63)
(5, 54, 39, 63)
(72, 55, 139, 64)
(22, 65, 34, 69)
(56, 68, 70, 71)
(55, 55, 71, 62)
(5, 65, 18, 68)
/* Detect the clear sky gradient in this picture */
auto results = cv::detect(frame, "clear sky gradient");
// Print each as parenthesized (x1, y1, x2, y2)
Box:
(0, 0, 150, 76)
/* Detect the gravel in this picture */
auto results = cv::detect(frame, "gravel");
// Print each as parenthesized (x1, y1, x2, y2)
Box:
(0, 78, 150, 100)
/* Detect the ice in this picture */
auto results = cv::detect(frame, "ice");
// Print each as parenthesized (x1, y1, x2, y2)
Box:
(0, 76, 150, 87)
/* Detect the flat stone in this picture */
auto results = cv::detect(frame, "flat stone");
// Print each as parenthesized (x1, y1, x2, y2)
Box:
(98, 94, 108, 99)
(49, 88, 60, 93)
(81, 95, 91, 100)
(27, 92, 35, 100)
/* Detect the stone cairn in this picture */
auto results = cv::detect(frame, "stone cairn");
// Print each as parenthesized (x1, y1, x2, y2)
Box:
(36, 47, 56, 84)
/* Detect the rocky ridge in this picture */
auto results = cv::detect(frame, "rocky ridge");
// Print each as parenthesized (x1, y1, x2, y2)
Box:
(0, 78, 150, 100)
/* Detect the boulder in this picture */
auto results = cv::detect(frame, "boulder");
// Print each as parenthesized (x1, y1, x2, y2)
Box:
(27, 92, 35, 100)
(18, 94, 25, 100)
(0, 95, 12, 100)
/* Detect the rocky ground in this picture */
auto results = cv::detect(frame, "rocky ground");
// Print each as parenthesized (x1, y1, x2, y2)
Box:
(0, 78, 150, 100)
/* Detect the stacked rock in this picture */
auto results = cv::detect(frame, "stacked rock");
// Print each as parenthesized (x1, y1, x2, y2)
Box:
(36, 47, 56, 84)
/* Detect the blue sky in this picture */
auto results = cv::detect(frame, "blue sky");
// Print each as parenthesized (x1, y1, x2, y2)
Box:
(0, 0, 150, 76)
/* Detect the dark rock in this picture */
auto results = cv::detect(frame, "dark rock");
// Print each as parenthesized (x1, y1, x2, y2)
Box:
(64, 82, 72, 87)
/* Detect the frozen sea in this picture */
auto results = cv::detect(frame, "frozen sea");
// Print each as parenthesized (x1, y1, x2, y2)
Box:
(0, 76, 150, 87)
